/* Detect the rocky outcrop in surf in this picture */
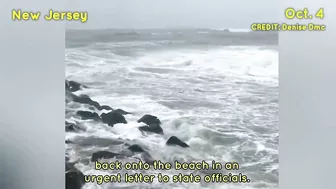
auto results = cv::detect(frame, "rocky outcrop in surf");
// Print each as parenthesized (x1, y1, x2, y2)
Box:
(138, 125, 163, 135)
(76, 110, 101, 121)
(113, 109, 132, 115)
(166, 136, 189, 148)
(71, 94, 111, 111)
(137, 114, 163, 134)
(65, 82, 112, 111)
(127, 144, 145, 153)
(65, 80, 192, 188)
(65, 121, 84, 132)
(137, 114, 161, 125)
(101, 111, 128, 126)
(65, 161, 85, 189)
(65, 80, 87, 92)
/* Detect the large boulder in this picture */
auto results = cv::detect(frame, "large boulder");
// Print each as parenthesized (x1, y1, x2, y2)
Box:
(65, 162, 85, 189)
(137, 114, 161, 126)
(72, 95, 101, 110)
(138, 124, 163, 135)
(166, 136, 189, 148)
(69, 93, 113, 111)
(76, 110, 101, 121)
(66, 170, 85, 189)
(65, 80, 84, 92)
(101, 111, 127, 127)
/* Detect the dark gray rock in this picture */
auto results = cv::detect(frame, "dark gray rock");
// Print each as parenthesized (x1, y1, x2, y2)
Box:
(137, 114, 161, 125)
(113, 109, 131, 115)
(101, 111, 127, 127)
(76, 110, 101, 121)
(138, 124, 163, 135)
(65, 80, 84, 92)
(66, 170, 84, 189)
(128, 144, 145, 153)
(166, 136, 189, 148)
(65, 121, 82, 132)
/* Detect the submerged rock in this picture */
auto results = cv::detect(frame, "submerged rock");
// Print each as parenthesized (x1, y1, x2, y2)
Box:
(138, 124, 163, 135)
(76, 110, 101, 121)
(72, 94, 101, 110)
(65, 123, 77, 132)
(99, 105, 113, 111)
(68, 91, 113, 111)
(141, 151, 155, 165)
(137, 114, 161, 125)
(65, 121, 83, 132)
(113, 109, 131, 115)
(101, 111, 127, 127)
(166, 136, 189, 148)
(65, 80, 85, 92)
(65, 140, 74, 144)
(128, 144, 145, 153)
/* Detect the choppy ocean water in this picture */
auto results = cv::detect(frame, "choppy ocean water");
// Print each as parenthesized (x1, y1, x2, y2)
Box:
(65, 29, 278, 189)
